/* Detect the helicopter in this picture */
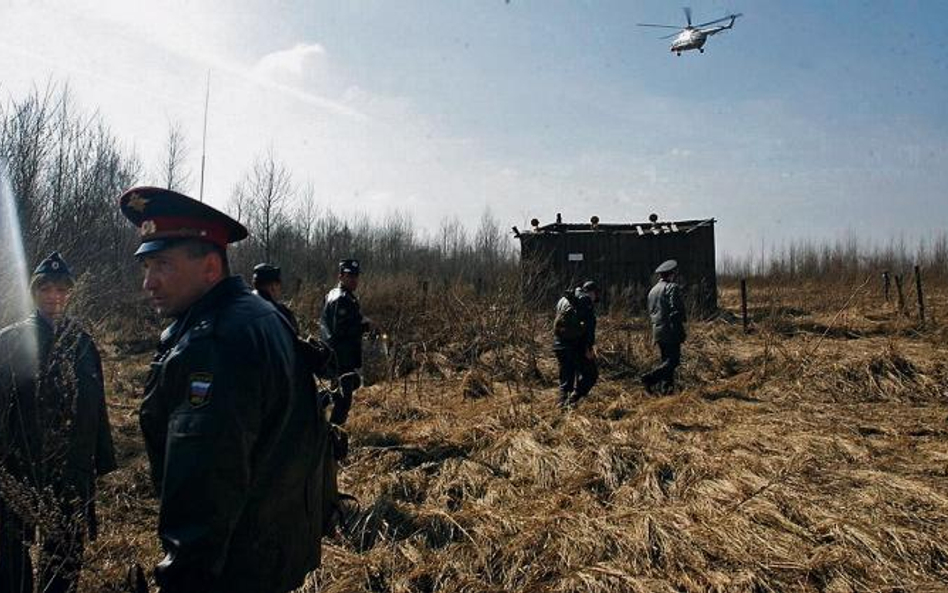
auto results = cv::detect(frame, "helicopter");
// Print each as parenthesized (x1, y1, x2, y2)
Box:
(638, 7, 742, 56)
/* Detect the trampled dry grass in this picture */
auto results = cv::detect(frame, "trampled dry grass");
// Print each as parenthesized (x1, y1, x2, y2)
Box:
(79, 283, 948, 592)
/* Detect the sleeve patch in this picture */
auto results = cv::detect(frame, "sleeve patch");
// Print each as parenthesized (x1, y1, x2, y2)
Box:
(188, 373, 213, 408)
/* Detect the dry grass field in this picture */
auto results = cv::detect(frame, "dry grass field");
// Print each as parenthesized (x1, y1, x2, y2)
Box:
(79, 280, 948, 592)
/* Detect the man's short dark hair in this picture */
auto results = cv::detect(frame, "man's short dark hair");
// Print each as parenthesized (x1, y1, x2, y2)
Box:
(179, 239, 231, 276)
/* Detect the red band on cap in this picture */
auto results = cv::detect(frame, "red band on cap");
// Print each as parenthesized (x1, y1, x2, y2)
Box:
(142, 216, 230, 248)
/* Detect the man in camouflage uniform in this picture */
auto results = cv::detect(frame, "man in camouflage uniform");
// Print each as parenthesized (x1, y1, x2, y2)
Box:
(319, 259, 370, 426)
(120, 187, 335, 593)
(642, 260, 687, 394)
(0, 252, 116, 593)
(252, 263, 299, 334)
(552, 280, 600, 409)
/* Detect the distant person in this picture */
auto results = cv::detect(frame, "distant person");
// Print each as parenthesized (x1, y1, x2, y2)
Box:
(320, 259, 371, 425)
(552, 280, 600, 409)
(642, 260, 687, 394)
(119, 186, 335, 593)
(253, 263, 299, 333)
(0, 252, 116, 593)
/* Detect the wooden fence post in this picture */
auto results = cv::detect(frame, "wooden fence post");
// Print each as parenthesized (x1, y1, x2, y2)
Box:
(740, 279, 749, 334)
(895, 274, 906, 314)
(882, 271, 890, 304)
(915, 265, 925, 324)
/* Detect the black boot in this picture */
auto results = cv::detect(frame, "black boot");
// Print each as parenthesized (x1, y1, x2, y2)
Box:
(641, 374, 656, 395)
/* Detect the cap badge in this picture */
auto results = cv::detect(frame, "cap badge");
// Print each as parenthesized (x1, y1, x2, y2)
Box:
(51, 261, 60, 270)
(127, 192, 149, 212)
(141, 220, 157, 236)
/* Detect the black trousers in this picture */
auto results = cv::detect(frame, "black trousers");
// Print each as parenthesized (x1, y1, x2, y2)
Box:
(555, 349, 598, 400)
(0, 501, 85, 593)
(330, 368, 361, 425)
(643, 341, 682, 390)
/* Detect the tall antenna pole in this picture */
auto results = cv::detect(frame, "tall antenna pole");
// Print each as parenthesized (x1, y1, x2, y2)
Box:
(199, 70, 211, 202)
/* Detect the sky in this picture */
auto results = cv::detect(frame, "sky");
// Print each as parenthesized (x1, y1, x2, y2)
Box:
(1, 0, 946, 258)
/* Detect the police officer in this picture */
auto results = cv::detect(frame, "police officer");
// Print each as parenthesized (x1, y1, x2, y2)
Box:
(0, 252, 116, 593)
(642, 260, 687, 394)
(252, 263, 299, 333)
(319, 259, 370, 425)
(119, 187, 334, 593)
(552, 280, 600, 409)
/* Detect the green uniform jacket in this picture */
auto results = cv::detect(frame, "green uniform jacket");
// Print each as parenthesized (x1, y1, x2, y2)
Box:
(647, 279, 687, 345)
(141, 277, 334, 593)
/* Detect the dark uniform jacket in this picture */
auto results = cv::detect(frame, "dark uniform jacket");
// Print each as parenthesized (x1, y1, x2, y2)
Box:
(647, 279, 687, 344)
(0, 313, 116, 532)
(140, 277, 334, 593)
(552, 287, 597, 352)
(253, 289, 299, 334)
(319, 285, 366, 372)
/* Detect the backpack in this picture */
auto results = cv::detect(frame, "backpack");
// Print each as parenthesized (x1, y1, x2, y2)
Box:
(553, 292, 586, 341)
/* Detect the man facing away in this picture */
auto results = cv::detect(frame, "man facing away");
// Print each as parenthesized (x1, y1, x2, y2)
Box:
(642, 259, 687, 394)
(552, 280, 600, 409)
(252, 263, 299, 334)
(319, 259, 371, 426)
(0, 252, 116, 593)
(119, 186, 335, 593)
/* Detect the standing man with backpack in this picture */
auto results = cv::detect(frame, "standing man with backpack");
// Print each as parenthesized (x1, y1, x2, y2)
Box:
(552, 280, 600, 409)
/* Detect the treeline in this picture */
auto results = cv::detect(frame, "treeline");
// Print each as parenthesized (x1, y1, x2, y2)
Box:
(719, 235, 948, 284)
(0, 84, 516, 326)
(223, 150, 515, 287)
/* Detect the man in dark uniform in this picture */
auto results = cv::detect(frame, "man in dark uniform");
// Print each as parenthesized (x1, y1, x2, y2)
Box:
(319, 259, 370, 425)
(119, 186, 335, 593)
(252, 263, 299, 333)
(642, 260, 687, 394)
(552, 280, 600, 409)
(0, 252, 117, 593)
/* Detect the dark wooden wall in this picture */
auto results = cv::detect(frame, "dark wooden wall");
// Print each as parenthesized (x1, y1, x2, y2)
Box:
(519, 225, 717, 314)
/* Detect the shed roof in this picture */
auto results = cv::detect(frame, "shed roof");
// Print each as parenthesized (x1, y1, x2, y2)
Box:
(519, 218, 715, 238)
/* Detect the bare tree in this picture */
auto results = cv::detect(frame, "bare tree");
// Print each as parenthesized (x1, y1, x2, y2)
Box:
(239, 150, 293, 263)
(474, 206, 506, 271)
(160, 119, 191, 193)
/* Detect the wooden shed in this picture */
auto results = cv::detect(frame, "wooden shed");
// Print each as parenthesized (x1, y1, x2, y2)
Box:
(516, 216, 718, 314)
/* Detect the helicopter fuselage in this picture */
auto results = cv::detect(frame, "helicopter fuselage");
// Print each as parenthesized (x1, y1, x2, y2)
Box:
(670, 29, 707, 53)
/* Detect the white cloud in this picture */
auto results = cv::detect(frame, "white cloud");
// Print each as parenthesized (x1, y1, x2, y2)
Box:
(255, 43, 328, 81)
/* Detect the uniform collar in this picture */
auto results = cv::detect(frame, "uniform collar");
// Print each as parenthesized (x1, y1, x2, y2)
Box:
(254, 288, 276, 304)
(160, 276, 249, 348)
(30, 310, 62, 333)
(335, 283, 357, 297)
(186, 276, 249, 319)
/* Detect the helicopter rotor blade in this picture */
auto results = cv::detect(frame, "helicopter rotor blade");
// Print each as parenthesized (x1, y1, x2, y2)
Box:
(683, 6, 692, 26)
(660, 32, 680, 39)
(637, 23, 683, 29)
(695, 13, 742, 28)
